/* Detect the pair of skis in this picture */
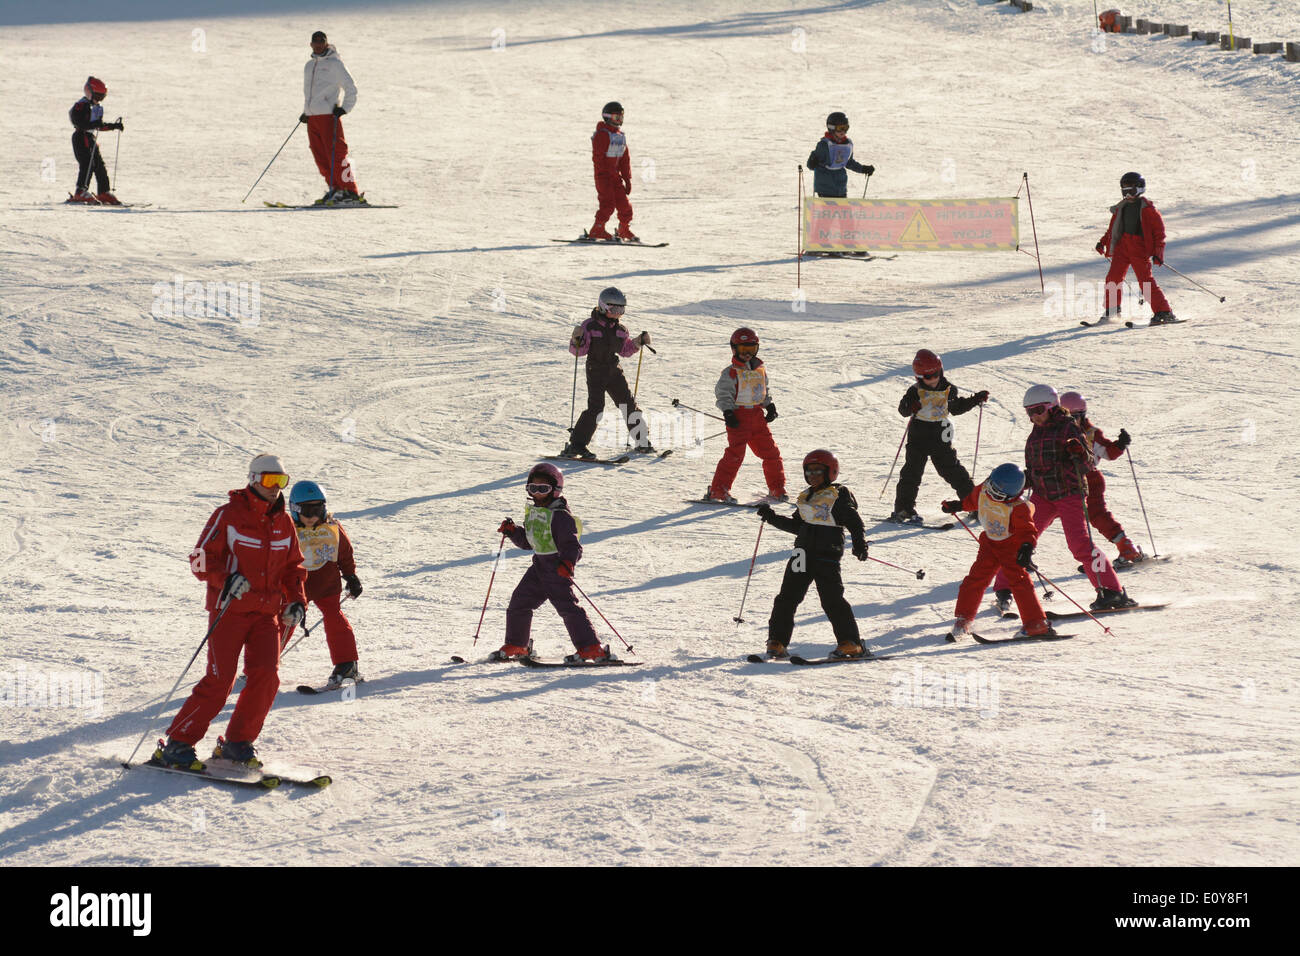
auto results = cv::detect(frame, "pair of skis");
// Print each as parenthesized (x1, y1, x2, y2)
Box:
(544, 448, 673, 467)
(124, 756, 331, 790)
(746, 651, 891, 666)
(956, 601, 1169, 644)
(450, 652, 641, 669)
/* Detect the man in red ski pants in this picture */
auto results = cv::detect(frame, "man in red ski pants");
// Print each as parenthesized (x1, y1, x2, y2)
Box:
(156, 454, 307, 769)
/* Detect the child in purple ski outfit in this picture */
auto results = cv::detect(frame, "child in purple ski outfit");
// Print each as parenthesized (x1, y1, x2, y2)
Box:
(493, 463, 608, 661)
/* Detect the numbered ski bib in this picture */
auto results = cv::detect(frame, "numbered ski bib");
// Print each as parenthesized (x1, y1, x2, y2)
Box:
(297, 522, 341, 571)
(914, 386, 950, 423)
(977, 490, 1016, 542)
(735, 366, 768, 407)
(797, 486, 840, 527)
(524, 504, 582, 555)
(826, 139, 855, 170)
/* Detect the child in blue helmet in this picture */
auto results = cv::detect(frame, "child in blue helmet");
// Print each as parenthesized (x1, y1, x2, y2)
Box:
(289, 480, 364, 686)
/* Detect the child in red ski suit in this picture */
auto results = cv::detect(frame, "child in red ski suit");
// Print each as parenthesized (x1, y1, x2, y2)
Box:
(290, 481, 363, 685)
(1096, 172, 1176, 323)
(587, 101, 635, 241)
(706, 327, 786, 503)
(943, 465, 1050, 639)
(1059, 392, 1143, 565)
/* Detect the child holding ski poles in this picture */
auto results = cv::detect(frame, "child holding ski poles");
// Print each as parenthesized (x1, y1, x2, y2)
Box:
(941, 463, 1055, 640)
(755, 449, 870, 659)
(705, 327, 786, 503)
(889, 349, 987, 524)
(493, 464, 609, 662)
(1095, 171, 1177, 325)
(288, 480, 364, 687)
(1058, 391, 1144, 567)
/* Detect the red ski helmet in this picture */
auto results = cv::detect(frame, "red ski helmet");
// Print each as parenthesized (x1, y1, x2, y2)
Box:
(730, 327, 759, 357)
(1058, 391, 1087, 414)
(85, 76, 107, 101)
(527, 462, 563, 493)
(802, 449, 839, 483)
(912, 349, 943, 378)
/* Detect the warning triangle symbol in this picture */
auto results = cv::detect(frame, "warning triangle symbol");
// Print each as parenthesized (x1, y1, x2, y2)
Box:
(900, 209, 939, 243)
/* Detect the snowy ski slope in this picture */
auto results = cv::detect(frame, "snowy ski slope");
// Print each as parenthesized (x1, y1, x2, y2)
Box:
(1, 0, 1298, 867)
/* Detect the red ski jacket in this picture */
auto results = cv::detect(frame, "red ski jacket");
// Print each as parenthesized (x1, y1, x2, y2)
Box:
(591, 121, 631, 189)
(1098, 198, 1166, 261)
(190, 487, 307, 614)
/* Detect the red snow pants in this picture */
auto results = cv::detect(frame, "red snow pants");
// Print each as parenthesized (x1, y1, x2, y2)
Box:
(955, 537, 1046, 630)
(994, 492, 1121, 592)
(307, 114, 359, 194)
(311, 590, 359, 665)
(593, 176, 632, 230)
(167, 608, 281, 745)
(710, 407, 786, 497)
(1084, 469, 1126, 545)
(1105, 234, 1170, 314)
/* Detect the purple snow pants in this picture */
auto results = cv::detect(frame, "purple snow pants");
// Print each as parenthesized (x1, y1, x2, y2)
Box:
(505, 558, 600, 651)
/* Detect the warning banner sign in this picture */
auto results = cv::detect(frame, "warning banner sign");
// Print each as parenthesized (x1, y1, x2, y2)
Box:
(803, 197, 1020, 252)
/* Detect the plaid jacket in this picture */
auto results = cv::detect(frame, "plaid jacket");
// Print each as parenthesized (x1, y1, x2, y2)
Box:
(1024, 408, 1089, 501)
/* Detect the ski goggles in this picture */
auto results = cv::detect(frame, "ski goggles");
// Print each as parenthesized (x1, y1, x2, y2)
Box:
(255, 472, 290, 489)
(1024, 403, 1052, 416)
(602, 304, 625, 317)
(829, 123, 849, 134)
(1120, 185, 1144, 197)
(295, 501, 326, 517)
(526, 482, 556, 496)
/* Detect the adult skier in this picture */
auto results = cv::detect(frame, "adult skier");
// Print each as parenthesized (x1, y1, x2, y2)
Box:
(494, 464, 609, 662)
(155, 454, 307, 770)
(67, 76, 124, 204)
(301, 31, 362, 203)
(585, 101, 636, 241)
(1095, 171, 1176, 324)
(805, 111, 874, 198)
(561, 287, 653, 459)
(756, 449, 871, 659)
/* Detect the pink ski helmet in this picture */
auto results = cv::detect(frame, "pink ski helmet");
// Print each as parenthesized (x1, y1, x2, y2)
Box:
(1059, 391, 1087, 414)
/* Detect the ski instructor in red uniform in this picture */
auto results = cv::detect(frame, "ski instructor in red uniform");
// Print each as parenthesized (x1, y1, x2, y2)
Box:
(155, 454, 307, 770)
(586, 101, 637, 242)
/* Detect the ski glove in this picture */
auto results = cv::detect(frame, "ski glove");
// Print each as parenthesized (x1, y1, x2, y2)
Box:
(219, 572, 251, 604)
(343, 574, 363, 599)
(863, 164, 875, 176)
(723, 409, 740, 429)
(1152, 253, 1163, 266)
(1115, 428, 1132, 450)
(556, 560, 575, 579)
(283, 602, 306, 629)
(332, 105, 346, 117)
(108, 120, 124, 131)
(806, 155, 820, 170)
(639, 331, 651, 346)
(497, 518, 516, 535)
(622, 178, 632, 195)
(755, 503, 775, 522)
(905, 399, 922, 416)
(1095, 241, 1106, 256)
(852, 540, 869, 561)
(940, 500, 962, 514)
(299, 113, 309, 124)
(972, 390, 989, 405)
(1016, 542, 1037, 570)
(569, 326, 584, 349)
(764, 403, 778, 423)
(1065, 438, 1087, 460)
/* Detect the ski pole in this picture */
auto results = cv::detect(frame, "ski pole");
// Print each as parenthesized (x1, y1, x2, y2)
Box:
(1074, 460, 1106, 582)
(121, 596, 233, 770)
(671, 398, 725, 423)
(280, 594, 351, 660)
(733, 521, 765, 623)
(242, 120, 301, 203)
(1034, 569, 1113, 634)
(952, 510, 982, 544)
(1125, 448, 1159, 557)
(329, 114, 339, 195)
(568, 352, 579, 435)
(1159, 261, 1226, 302)
(867, 553, 925, 581)
(861, 170, 872, 198)
(111, 120, 122, 191)
(971, 402, 984, 474)
(470, 534, 507, 647)
(627, 347, 646, 451)
(880, 417, 911, 500)
(79, 130, 102, 194)
(569, 577, 634, 652)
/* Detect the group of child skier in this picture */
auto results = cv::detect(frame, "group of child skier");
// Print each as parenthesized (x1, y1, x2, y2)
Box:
(142, 102, 1167, 769)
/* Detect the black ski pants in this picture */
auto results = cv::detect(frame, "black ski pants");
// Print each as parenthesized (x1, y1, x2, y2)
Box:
(894, 430, 974, 513)
(768, 556, 859, 647)
(72, 130, 109, 194)
(570, 363, 642, 447)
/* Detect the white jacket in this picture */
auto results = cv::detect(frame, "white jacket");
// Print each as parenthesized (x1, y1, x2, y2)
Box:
(303, 46, 357, 116)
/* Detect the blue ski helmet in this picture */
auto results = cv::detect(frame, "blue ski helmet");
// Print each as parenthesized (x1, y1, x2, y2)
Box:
(986, 464, 1026, 502)
(289, 479, 326, 517)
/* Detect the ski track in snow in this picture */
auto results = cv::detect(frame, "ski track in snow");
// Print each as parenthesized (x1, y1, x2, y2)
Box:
(1, 0, 1298, 865)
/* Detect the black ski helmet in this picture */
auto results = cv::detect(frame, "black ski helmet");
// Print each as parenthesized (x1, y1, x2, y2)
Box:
(826, 111, 849, 132)
(1120, 171, 1146, 197)
(598, 286, 626, 315)
(602, 102, 624, 126)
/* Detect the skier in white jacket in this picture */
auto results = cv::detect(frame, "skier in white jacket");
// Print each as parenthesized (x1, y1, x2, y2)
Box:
(300, 31, 362, 203)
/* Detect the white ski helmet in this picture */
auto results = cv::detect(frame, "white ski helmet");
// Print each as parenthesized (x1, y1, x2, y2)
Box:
(1022, 384, 1059, 409)
(248, 453, 286, 484)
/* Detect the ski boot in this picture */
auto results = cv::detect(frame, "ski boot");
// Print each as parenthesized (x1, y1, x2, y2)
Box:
(887, 509, 923, 525)
(616, 224, 639, 243)
(1091, 587, 1138, 610)
(560, 442, 597, 461)
(994, 589, 1013, 614)
(765, 639, 790, 660)
(566, 643, 611, 663)
(1150, 311, 1178, 325)
(829, 639, 869, 659)
(68, 189, 100, 204)
(947, 618, 974, 642)
(1016, 619, 1057, 639)
(95, 192, 122, 205)
(584, 225, 614, 241)
(153, 738, 203, 770)
(490, 640, 533, 662)
(327, 661, 360, 687)
(704, 488, 738, 504)
(213, 737, 261, 769)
